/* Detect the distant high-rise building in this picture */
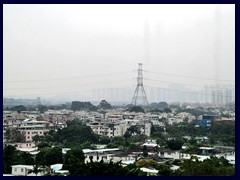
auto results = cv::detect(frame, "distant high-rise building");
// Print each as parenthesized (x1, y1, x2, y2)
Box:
(36, 97, 42, 105)
(224, 89, 232, 104)
(232, 88, 235, 102)
(203, 84, 234, 105)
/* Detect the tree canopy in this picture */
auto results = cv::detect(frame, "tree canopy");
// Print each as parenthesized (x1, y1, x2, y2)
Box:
(10, 105, 27, 113)
(33, 121, 98, 148)
(71, 101, 96, 111)
(128, 106, 144, 113)
(68, 160, 147, 176)
(172, 156, 235, 176)
(209, 121, 235, 146)
(98, 100, 112, 109)
(166, 139, 184, 151)
(62, 148, 86, 170)
(36, 147, 63, 166)
(149, 102, 168, 110)
(3, 145, 34, 174)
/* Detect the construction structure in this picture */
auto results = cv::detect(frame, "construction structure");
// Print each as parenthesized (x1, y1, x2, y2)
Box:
(131, 63, 149, 107)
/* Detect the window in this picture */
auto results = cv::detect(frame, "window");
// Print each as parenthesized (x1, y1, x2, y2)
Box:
(14, 168, 17, 172)
(21, 168, 24, 172)
(28, 132, 30, 134)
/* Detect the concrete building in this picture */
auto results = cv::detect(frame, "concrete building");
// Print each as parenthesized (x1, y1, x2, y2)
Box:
(11, 165, 46, 176)
(18, 119, 50, 142)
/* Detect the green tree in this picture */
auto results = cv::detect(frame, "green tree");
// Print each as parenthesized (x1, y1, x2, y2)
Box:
(44, 147, 63, 166)
(128, 106, 145, 113)
(163, 108, 172, 113)
(4, 129, 25, 143)
(62, 148, 85, 170)
(68, 160, 147, 176)
(4, 129, 11, 143)
(32, 134, 44, 144)
(36, 105, 48, 113)
(142, 145, 148, 157)
(36, 147, 62, 166)
(107, 136, 126, 148)
(172, 156, 235, 176)
(10, 105, 27, 112)
(124, 126, 141, 138)
(158, 102, 169, 110)
(66, 119, 82, 127)
(56, 124, 98, 145)
(28, 164, 44, 176)
(99, 136, 110, 144)
(19, 152, 35, 165)
(71, 101, 96, 111)
(98, 100, 112, 109)
(36, 148, 49, 166)
(166, 139, 183, 150)
(136, 159, 157, 168)
(149, 102, 159, 109)
(3, 145, 20, 173)
(209, 121, 235, 146)
(156, 164, 172, 176)
(38, 142, 51, 149)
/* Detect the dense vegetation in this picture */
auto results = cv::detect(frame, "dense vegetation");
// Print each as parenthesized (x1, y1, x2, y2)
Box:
(4, 100, 115, 113)
(33, 120, 98, 149)
(4, 129, 25, 143)
(68, 160, 146, 176)
(172, 156, 235, 176)
(209, 121, 235, 146)
(128, 106, 145, 113)
(3, 146, 35, 174)
(98, 100, 112, 109)
(3, 145, 234, 176)
(71, 101, 97, 111)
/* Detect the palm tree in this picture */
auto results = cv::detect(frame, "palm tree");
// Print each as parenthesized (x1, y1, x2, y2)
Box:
(28, 164, 43, 176)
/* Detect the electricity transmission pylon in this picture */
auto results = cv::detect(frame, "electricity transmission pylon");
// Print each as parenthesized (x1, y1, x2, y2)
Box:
(131, 63, 149, 106)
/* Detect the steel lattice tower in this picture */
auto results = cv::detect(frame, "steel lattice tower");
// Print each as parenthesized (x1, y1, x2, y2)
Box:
(131, 63, 149, 106)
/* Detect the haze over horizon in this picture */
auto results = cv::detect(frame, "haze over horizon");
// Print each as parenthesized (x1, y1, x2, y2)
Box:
(3, 4, 235, 103)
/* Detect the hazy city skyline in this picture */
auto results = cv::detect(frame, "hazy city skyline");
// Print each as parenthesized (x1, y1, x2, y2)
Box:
(3, 4, 235, 102)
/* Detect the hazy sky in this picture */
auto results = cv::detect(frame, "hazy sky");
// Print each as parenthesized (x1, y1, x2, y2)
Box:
(3, 4, 235, 100)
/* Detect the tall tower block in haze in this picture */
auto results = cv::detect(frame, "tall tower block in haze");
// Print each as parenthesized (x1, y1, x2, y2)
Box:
(131, 63, 149, 106)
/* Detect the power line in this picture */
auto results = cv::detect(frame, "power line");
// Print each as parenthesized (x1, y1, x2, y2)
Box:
(3, 86, 135, 97)
(144, 78, 235, 90)
(4, 70, 134, 83)
(4, 78, 135, 91)
(143, 70, 235, 83)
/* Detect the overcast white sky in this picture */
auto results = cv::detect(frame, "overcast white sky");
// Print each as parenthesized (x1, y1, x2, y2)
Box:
(3, 4, 235, 99)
